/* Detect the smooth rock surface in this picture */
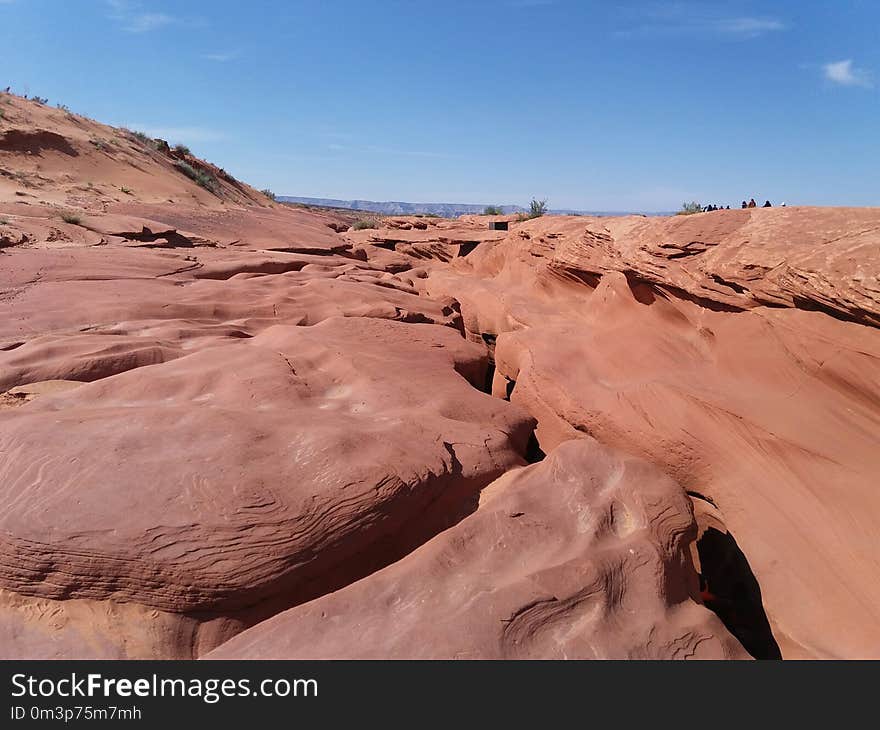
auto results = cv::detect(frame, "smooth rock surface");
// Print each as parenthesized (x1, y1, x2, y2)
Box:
(0, 318, 534, 657)
(207, 439, 748, 660)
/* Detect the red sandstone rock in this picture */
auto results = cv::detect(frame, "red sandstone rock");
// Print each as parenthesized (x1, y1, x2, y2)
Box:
(207, 439, 747, 660)
(0, 317, 534, 658)
(424, 228, 880, 659)
(1, 93, 878, 661)
(515, 209, 880, 326)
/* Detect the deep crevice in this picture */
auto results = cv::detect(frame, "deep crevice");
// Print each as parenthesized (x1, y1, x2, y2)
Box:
(479, 332, 498, 395)
(696, 526, 782, 660)
(524, 432, 546, 463)
(482, 358, 496, 395)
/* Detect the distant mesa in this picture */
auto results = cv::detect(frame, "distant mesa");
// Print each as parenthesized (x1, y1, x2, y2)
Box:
(279, 196, 670, 218)
(278, 196, 526, 217)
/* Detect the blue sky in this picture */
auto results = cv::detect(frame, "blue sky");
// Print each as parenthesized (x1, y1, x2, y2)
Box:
(1, 0, 877, 210)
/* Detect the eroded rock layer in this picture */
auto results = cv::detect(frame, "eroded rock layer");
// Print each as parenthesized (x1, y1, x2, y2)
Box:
(207, 439, 748, 660)
(1, 93, 878, 659)
(0, 316, 534, 657)
(422, 213, 880, 659)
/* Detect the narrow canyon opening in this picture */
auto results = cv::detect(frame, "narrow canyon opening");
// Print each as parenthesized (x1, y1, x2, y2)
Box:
(480, 332, 497, 394)
(695, 526, 782, 660)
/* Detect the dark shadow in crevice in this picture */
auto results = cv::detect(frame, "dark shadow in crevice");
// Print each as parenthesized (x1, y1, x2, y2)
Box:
(696, 526, 782, 660)
(482, 357, 496, 395)
(709, 273, 748, 294)
(686, 489, 718, 509)
(549, 267, 601, 289)
(625, 276, 657, 305)
(525, 432, 546, 464)
(789, 295, 874, 328)
(621, 271, 746, 314)
(115, 228, 196, 248)
(479, 332, 498, 395)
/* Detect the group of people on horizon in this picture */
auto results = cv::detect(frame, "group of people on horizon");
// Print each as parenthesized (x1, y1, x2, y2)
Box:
(742, 198, 778, 209)
(703, 198, 784, 213)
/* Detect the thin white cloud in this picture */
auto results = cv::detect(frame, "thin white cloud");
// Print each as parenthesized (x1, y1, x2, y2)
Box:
(714, 17, 785, 38)
(123, 124, 227, 144)
(823, 60, 873, 88)
(125, 13, 173, 32)
(616, 5, 785, 40)
(202, 51, 239, 63)
(106, 0, 176, 33)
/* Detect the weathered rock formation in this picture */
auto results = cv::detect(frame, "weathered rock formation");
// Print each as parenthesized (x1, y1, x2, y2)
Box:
(2, 93, 878, 660)
(207, 439, 748, 660)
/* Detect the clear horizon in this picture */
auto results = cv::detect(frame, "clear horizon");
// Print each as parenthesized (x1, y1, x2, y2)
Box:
(2, 0, 878, 209)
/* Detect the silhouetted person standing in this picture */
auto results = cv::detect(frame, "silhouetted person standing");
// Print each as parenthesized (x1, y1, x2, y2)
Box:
(748, 198, 757, 208)
(763, 200, 772, 208)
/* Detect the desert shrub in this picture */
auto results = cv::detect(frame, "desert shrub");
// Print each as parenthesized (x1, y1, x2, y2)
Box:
(528, 198, 548, 218)
(121, 187, 133, 194)
(261, 189, 276, 201)
(61, 212, 82, 225)
(173, 160, 219, 194)
(351, 219, 378, 230)
(483, 205, 503, 215)
(127, 129, 162, 151)
(173, 143, 191, 156)
(89, 138, 107, 151)
(30, 95, 48, 105)
(678, 201, 703, 215)
(56, 103, 69, 112)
